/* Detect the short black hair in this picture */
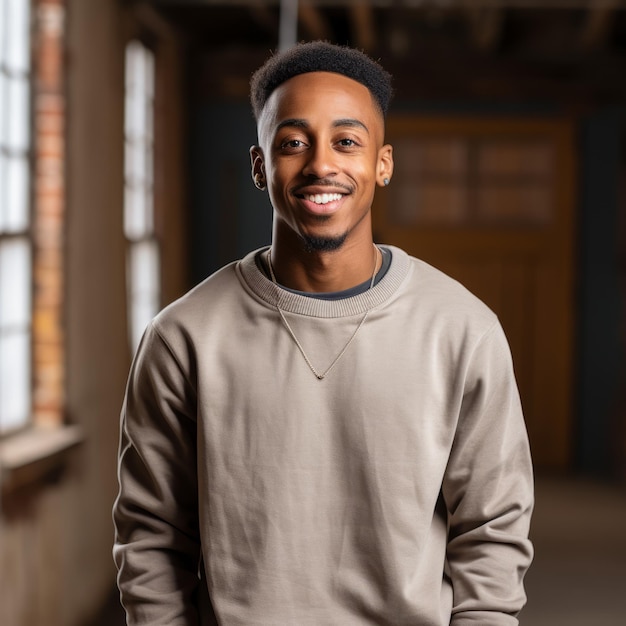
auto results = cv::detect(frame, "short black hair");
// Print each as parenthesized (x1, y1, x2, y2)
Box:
(250, 41, 393, 121)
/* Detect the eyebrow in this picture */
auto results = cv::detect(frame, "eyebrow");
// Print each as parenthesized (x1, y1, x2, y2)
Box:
(275, 118, 369, 134)
(333, 118, 369, 134)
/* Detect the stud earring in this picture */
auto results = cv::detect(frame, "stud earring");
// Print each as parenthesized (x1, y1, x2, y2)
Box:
(383, 178, 390, 186)
(254, 173, 266, 190)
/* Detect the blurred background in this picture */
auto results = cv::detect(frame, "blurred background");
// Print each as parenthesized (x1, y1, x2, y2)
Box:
(0, 0, 624, 624)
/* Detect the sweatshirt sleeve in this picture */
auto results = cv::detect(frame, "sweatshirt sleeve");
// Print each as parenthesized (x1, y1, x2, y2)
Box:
(442, 320, 534, 626)
(113, 320, 201, 626)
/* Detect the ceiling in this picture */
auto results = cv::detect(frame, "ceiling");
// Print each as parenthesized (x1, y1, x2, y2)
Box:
(142, 0, 626, 106)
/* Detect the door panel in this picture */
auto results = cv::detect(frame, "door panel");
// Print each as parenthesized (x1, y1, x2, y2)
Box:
(373, 117, 576, 469)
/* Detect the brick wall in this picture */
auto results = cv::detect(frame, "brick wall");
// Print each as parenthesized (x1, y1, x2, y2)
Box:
(33, 0, 65, 427)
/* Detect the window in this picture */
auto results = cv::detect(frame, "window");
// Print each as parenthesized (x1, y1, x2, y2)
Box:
(0, 0, 32, 433)
(124, 40, 160, 351)
(390, 136, 554, 227)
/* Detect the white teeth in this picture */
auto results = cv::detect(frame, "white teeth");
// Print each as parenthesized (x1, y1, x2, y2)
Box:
(305, 193, 342, 204)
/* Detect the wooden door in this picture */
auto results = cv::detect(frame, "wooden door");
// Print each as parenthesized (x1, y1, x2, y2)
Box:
(373, 117, 576, 470)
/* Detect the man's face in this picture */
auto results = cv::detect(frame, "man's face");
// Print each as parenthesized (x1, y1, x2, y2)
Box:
(251, 71, 393, 252)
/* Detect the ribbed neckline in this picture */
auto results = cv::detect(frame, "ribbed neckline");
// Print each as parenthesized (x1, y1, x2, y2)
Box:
(237, 245, 411, 319)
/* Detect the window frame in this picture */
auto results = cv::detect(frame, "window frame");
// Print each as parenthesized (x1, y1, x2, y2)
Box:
(0, 0, 81, 495)
(0, 0, 35, 436)
(123, 37, 161, 353)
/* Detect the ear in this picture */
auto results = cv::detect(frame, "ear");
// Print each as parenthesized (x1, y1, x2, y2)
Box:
(376, 144, 394, 187)
(249, 145, 265, 182)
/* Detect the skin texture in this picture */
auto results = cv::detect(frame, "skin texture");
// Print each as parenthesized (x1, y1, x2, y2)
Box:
(250, 71, 394, 293)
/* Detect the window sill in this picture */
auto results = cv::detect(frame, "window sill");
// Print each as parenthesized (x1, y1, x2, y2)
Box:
(0, 424, 83, 494)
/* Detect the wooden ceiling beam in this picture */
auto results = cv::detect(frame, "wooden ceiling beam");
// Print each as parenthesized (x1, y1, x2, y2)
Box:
(349, 1, 376, 51)
(248, 2, 278, 37)
(299, 1, 332, 41)
(463, 2, 504, 52)
(581, 0, 618, 50)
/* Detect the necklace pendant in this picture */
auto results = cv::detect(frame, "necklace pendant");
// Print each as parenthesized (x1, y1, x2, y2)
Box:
(267, 245, 381, 381)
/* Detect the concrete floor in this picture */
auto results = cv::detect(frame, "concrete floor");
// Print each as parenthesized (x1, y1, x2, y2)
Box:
(95, 475, 626, 625)
(522, 475, 626, 626)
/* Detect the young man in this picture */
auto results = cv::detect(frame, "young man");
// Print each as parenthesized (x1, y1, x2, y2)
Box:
(113, 42, 533, 625)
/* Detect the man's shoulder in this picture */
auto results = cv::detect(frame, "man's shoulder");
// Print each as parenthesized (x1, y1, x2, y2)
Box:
(152, 253, 255, 338)
(391, 246, 497, 327)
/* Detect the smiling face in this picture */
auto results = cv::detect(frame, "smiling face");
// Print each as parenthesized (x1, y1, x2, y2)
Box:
(251, 71, 393, 254)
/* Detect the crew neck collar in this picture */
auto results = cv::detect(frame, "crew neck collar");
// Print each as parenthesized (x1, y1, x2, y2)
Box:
(238, 245, 411, 319)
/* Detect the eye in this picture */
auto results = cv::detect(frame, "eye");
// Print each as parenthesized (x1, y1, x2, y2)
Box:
(336, 137, 360, 149)
(280, 138, 307, 151)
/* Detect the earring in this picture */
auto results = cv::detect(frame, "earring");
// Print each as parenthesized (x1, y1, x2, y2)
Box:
(254, 173, 266, 190)
(383, 178, 390, 186)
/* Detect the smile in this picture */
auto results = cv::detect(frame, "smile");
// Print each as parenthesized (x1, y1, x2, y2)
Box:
(304, 193, 343, 205)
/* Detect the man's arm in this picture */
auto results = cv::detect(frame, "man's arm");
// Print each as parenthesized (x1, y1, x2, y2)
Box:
(113, 321, 201, 625)
(443, 321, 534, 626)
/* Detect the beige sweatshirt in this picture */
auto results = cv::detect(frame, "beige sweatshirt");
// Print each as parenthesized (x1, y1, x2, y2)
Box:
(113, 245, 533, 626)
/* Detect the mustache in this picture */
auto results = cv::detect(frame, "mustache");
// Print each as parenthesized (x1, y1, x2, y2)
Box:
(292, 179, 353, 195)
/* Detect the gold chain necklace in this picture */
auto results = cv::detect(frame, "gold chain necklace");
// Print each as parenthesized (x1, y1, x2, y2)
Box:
(267, 245, 380, 380)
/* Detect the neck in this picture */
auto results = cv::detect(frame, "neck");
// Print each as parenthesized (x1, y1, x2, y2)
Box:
(269, 238, 380, 293)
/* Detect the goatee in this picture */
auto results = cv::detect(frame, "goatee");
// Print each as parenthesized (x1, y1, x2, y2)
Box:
(302, 233, 347, 253)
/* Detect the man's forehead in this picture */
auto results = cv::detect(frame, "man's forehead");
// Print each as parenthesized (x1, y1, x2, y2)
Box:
(269, 71, 372, 105)
(258, 71, 382, 132)
(278, 70, 368, 89)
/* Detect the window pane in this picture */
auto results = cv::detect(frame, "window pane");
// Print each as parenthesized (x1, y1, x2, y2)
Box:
(7, 74, 30, 150)
(477, 184, 552, 225)
(124, 184, 146, 239)
(0, 71, 6, 147)
(124, 90, 143, 140)
(478, 140, 554, 177)
(5, 0, 31, 73)
(0, 329, 30, 432)
(127, 240, 159, 350)
(0, 156, 5, 230)
(390, 182, 467, 226)
(394, 138, 468, 176)
(129, 239, 159, 297)
(126, 41, 154, 100)
(124, 42, 154, 143)
(130, 299, 153, 353)
(0, 237, 31, 327)
(4, 155, 29, 231)
(125, 138, 146, 185)
(0, 0, 6, 59)
(476, 139, 554, 225)
(125, 40, 144, 92)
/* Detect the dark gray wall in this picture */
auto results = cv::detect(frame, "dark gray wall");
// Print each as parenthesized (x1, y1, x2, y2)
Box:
(189, 101, 272, 284)
(577, 109, 624, 476)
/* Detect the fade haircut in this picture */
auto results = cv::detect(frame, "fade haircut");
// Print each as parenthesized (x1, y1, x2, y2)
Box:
(250, 41, 393, 121)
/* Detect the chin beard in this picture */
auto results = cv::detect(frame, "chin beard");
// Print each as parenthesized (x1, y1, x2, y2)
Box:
(302, 233, 347, 253)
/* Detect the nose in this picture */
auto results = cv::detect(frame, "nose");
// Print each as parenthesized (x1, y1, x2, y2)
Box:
(301, 142, 337, 179)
